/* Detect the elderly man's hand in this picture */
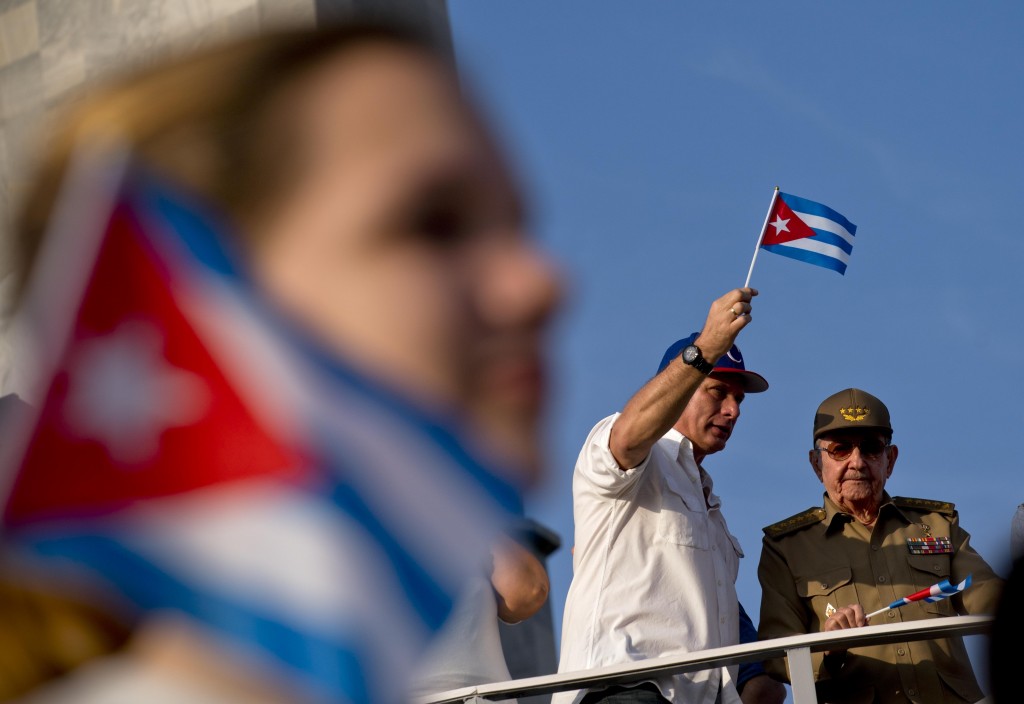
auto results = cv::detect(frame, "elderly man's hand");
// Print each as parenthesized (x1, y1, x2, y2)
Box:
(824, 604, 867, 631)
(823, 604, 867, 659)
(695, 288, 757, 362)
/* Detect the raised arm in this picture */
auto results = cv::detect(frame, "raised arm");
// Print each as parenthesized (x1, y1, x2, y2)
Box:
(609, 287, 756, 469)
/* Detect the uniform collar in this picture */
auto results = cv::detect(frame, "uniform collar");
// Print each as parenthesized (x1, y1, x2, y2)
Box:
(822, 492, 899, 532)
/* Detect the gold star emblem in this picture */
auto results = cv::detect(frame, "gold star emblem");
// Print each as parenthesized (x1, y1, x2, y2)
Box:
(840, 406, 870, 422)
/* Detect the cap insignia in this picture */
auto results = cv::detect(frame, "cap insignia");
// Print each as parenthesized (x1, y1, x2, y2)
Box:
(840, 406, 870, 422)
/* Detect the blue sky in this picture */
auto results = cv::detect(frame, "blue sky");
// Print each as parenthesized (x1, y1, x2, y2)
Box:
(449, 0, 1024, 687)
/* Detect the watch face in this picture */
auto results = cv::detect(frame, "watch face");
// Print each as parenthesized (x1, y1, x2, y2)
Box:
(682, 345, 699, 364)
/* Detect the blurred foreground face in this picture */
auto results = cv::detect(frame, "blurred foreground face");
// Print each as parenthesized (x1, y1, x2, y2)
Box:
(250, 44, 561, 480)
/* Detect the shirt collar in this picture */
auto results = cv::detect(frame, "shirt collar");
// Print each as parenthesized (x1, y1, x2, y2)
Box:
(822, 491, 901, 532)
(670, 430, 721, 509)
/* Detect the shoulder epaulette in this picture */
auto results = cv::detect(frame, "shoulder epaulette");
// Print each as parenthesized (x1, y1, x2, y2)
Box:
(763, 507, 826, 539)
(892, 496, 956, 515)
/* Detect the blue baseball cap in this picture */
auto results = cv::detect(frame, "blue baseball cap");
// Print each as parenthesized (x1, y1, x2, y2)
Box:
(657, 332, 768, 393)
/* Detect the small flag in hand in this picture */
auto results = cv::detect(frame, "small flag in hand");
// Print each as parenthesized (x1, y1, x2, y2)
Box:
(761, 192, 857, 274)
(866, 575, 973, 620)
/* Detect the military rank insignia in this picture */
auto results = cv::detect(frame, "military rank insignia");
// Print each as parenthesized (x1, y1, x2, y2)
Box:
(906, 537, 952, 554)
(825, 602, 837, 618)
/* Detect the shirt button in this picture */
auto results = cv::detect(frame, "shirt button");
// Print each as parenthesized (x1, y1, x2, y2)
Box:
(887, 611, 896, 619)
(933, 565, 941, 571)
(871, 544, 879, 551)
(908, 689, 918, 697)
(712, 545, 717, 551)
(878, 576, 887, 583)
(717, 580, 723, 586)
(820, 583, 829, 589)
(721, 616, 726, 624)
(897, 648, 906, 656)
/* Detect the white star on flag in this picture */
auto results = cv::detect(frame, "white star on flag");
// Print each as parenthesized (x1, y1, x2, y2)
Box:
(63, 320, 210, 464)
(770, 215, 790, 235)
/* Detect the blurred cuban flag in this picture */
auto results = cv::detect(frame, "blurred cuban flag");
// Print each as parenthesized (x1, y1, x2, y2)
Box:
(759, 191, 857, 275)
(0, 148, 523, 704)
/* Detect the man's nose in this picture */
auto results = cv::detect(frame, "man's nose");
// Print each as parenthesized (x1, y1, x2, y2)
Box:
(846, 445, 867, 467)
(722, 396, 741, 418)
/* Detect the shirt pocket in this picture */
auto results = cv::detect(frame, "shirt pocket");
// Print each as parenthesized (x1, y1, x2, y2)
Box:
(907, 553, 954, 616)
(654, 483, 709, 550)
(797, 566, 855, 627)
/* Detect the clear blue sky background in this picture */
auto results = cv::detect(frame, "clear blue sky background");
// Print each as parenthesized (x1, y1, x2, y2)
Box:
(448, 1, 1023, 690)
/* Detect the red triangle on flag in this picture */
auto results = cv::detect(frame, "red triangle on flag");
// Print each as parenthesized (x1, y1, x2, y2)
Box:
(762, 197, 817, 246)
(3, 203, 308, 527)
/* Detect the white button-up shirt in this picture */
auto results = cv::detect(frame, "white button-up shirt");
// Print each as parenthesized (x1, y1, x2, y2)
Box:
(554, 414, 743, 704)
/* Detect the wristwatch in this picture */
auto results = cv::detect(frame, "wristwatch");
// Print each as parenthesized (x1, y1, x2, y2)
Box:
(680, 344, 714, 375)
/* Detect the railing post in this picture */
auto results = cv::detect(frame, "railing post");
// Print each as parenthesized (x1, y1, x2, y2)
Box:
(786, 646, 818, 704)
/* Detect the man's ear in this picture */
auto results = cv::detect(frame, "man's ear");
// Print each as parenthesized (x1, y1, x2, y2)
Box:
(885, 444, 899, 479)
(808, 449, 823, 482)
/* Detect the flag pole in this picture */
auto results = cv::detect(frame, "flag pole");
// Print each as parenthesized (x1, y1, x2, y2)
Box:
(743, 186, 780, 289)
(864, 606, 890, 621)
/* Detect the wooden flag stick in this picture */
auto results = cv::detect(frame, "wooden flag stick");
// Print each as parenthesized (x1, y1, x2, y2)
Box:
(743, 186, 780, 289)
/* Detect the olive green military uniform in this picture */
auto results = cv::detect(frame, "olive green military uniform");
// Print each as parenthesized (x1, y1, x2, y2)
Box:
(758, 493, 1002, 704)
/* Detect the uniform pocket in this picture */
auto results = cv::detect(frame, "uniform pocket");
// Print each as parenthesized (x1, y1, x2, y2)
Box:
(797, 566, 853, 598)
(907, 554, 953, 615)
(797, 566, 855, 627)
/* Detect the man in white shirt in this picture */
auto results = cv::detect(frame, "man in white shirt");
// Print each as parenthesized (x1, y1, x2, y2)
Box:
(555, 287, 775, 704)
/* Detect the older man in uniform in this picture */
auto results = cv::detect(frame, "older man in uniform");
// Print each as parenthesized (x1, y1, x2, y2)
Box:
(757, 388, 1002, 704)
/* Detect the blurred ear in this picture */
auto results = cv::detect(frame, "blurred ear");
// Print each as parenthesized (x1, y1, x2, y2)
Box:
(809, 449, 823, 482)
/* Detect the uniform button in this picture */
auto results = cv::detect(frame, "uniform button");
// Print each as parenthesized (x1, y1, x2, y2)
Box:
(897, 648, 906, 656)
(871, 544, 879, 551)
(717, 580, 723, 586)
(908, 689, 918, 697)
(720, 616, 726, 624)
(712, 545, 717, 551)
(878, 576, 887, 583)
(933, 565, 940, 571)
(820, 582, 829, 589)
(887, 611, 896, 619)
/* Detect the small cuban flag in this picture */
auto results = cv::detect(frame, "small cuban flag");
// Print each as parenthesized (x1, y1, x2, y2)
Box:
(759, 190, 857, 275)
(865, 575, 973, 620)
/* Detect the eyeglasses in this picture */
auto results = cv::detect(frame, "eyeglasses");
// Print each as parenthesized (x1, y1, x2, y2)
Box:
(814, 438, 891, 461)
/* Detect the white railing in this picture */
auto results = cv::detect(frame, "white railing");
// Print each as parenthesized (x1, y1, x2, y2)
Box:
(419, 614, 992, 704)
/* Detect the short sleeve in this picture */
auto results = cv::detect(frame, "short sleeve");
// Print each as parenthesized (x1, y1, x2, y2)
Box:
(574, 413, 649, 498)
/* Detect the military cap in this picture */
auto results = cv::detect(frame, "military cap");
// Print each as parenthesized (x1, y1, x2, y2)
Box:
(813, 387, 892, 440)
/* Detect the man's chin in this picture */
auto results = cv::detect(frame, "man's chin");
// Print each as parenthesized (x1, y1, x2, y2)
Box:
(694, 437, 728, 458)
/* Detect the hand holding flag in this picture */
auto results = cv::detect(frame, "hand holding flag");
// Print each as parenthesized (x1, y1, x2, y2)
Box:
(865, 575, 973, 621)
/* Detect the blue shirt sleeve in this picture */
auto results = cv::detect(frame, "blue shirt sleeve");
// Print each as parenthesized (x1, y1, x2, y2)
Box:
(737, 600, 766, 692)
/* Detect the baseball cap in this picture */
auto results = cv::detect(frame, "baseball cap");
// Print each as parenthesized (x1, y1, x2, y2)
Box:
(657, 332, 768, 393)
(813, 387, 892, 440)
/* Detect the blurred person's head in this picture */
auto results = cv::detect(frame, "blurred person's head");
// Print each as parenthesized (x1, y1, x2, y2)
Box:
(14, 24, 561, 479)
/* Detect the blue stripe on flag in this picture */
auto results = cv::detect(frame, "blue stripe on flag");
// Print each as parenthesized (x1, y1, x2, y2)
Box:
(134, 174, 248, 281)
(26, 533, 374, 704)
(761, 243, 848, 274)
(809, 228, 854, 255)
(324, 474, 453, 631)
(780, 192, 857, 236)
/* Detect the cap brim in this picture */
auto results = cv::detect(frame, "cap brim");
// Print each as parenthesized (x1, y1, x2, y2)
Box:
(711, 368, 769, 393)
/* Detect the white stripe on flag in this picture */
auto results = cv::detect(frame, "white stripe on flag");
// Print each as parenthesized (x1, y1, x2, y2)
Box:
(125, 482, 426, 697)
(775, 236, 851, 265)
(792, 210, 856, 247)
